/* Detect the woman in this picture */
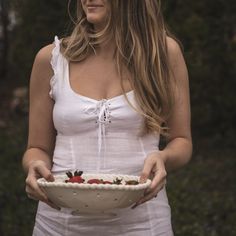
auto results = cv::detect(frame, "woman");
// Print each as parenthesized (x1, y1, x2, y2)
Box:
(23, 0, 192, 235)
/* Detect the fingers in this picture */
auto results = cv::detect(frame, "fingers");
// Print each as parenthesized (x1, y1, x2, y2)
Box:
(27, 193, 38, 201)
(133, 154, 167, 209)
(147, 168, 166, 194)
(25, 174, 48, 201)
(26, 176, 60, 210)
(25, 162, 60, 210)
(140, 157, 156, 183)
(26, 162, 54, 201)
(27, 191, 60, 210)
(35, 164, 54, 182)
(131, 179, 166, 209)
(142, 179, 166, 202)
(143, 168, 167, 202)
(140, 154, 166, 191)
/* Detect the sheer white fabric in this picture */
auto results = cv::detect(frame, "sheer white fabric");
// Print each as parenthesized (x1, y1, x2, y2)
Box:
(33, 36, 174, 236)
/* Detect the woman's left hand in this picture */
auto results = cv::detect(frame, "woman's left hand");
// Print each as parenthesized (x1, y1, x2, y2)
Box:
(132, 151, 167, 209)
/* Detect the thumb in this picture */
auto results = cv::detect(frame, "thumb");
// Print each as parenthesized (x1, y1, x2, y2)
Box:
(140, 160, 153, 183)
(36, 164, 54, 182)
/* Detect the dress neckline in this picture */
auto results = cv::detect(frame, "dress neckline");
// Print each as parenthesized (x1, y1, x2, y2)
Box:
(64, 58, 134, 103)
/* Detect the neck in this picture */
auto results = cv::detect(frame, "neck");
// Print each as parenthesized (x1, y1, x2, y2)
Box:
(91, 38, 115, 60)
(92, 24, 115, 60)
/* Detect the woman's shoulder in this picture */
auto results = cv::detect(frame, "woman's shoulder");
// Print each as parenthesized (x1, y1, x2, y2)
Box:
(166, 36, 182, 57)
(30, 43, 56, 85)
(34, 43, 55, 68)
(166, 36, 184, 67)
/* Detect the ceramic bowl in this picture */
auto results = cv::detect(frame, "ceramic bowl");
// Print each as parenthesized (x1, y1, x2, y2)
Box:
(37, 173, 151, 214)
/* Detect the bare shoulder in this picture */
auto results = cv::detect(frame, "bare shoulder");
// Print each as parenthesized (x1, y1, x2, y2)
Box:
(166, 36, 189, 84)
(166, 36, 183, 65)
(30, 43, 56, 85)
(29, 43, 57, 95)
(34, 43, 55, 69)
(166, 36, 182, 54)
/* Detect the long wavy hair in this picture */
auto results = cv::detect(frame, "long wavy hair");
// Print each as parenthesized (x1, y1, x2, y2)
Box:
(61, 0, 176, 136)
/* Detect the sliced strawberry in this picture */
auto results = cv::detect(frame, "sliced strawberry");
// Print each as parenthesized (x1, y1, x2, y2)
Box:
(67, 176, 84, 183)
(125, 180, 139, 185)
(102, 180, 113, 184)
(87, 179, 103, 184)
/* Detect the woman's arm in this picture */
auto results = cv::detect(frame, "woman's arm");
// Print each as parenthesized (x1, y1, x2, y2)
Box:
(23, 43, 55, 171)
(134, 37, 192, 207)
(160, 36, 192, 171)
(22, 43, 59, 209)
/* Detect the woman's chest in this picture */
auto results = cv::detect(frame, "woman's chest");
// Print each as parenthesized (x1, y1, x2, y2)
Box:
(53, 92, 144, 136)
(69, 58, 132, 101)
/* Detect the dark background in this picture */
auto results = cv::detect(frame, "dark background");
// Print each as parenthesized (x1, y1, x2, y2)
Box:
(0, 0, 235, 235)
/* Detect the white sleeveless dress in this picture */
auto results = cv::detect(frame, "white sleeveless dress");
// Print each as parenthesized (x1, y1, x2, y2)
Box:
(33, 36, 174, 236)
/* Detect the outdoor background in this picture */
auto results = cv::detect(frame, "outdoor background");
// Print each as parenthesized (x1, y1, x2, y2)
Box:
(0, 0, 235, 235)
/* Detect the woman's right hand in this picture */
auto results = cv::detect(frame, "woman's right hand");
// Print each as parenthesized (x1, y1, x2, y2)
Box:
(25, 160, 60, 210)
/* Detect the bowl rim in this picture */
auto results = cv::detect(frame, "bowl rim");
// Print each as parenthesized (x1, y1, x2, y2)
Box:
(37, 173, 151, 191)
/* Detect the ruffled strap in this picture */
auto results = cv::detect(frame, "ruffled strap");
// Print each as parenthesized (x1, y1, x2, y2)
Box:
(49, 35, 60, 99)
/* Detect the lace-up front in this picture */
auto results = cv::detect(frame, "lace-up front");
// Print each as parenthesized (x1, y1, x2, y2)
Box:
(84, 99, 111, 159)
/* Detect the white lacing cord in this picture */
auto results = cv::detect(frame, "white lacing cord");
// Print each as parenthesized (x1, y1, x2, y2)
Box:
(83, 99, 111, 171)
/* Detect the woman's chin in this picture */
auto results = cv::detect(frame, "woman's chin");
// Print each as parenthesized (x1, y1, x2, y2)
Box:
(87, 18, 106, 29)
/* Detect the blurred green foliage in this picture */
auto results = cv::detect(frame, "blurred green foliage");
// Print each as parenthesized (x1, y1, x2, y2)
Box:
(0, 0, 235, 235)
(8, 0, 70, 86)
(0, 116, 36, 235)
(164, 0, 236, 143)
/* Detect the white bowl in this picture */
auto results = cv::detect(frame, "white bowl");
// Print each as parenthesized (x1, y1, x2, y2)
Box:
(37, 173, 151, 214)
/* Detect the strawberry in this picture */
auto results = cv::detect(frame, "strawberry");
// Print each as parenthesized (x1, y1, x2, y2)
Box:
(65, 170, 84, 183)
(87, 179, 103, 184)
(102, 180, 113, 184)
(67, 176, 84, 183)
(125, 180, 139, 185)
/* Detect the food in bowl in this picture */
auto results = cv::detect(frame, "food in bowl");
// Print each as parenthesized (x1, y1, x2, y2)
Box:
(37, 172, 151, 214)
(64, 170, 139, 185)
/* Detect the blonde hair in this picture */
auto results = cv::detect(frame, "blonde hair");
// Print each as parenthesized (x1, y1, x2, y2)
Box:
(62, 0, 175, 136)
